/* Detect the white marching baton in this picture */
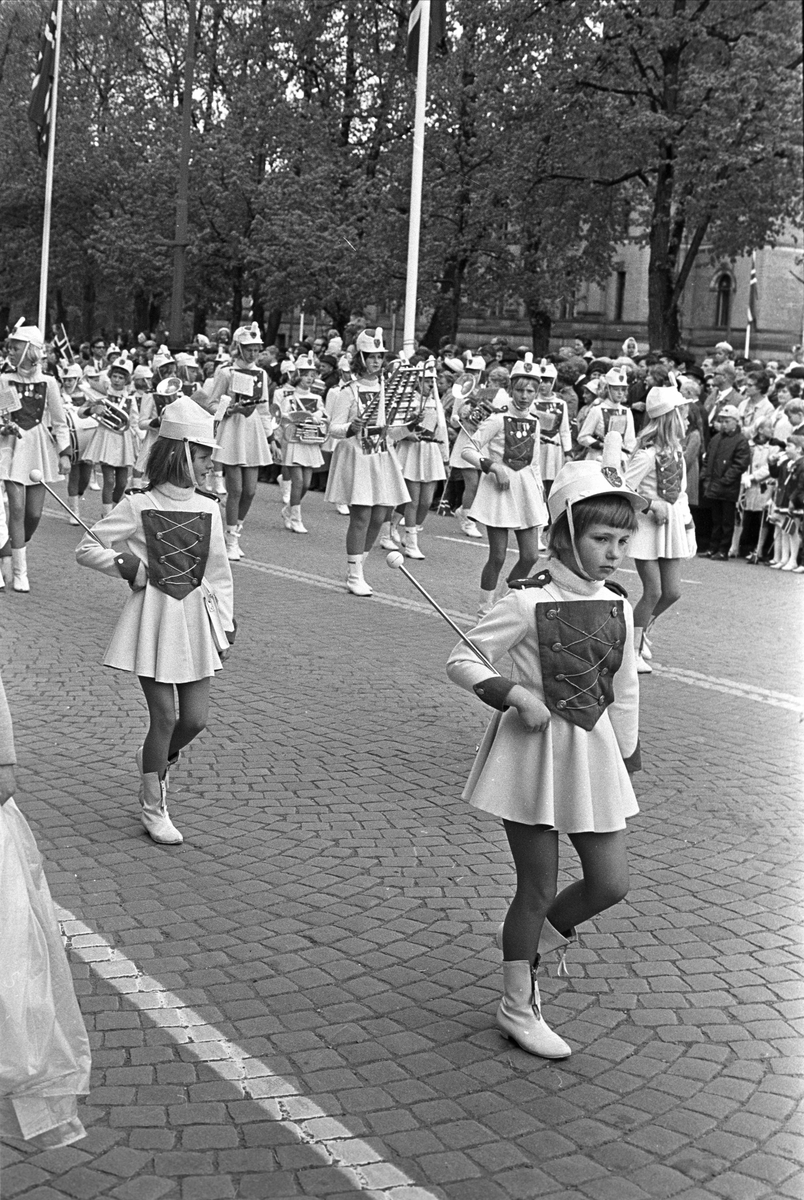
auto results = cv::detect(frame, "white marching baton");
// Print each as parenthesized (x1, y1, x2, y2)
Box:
(29, 469, 105, 547)
(385, 551, 498, 674)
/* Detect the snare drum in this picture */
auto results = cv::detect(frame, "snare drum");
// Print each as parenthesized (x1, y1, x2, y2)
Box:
(65, 405, 98, 463)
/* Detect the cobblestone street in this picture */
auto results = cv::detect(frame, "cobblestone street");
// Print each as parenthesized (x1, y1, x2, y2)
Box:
(1, 481, 802, 1200)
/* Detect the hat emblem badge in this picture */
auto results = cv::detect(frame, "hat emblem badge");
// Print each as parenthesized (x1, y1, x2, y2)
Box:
(601, 466, 623, 487)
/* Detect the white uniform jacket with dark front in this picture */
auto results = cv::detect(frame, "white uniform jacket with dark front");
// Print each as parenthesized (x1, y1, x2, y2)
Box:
(578, 403, 636, 460)
(75, 483, 234, 684)
(465, 409, 548, 530)
(625, 445, 695, 560)
(197, 363, 274, 467)
(533, 397, 572, 482)
(446, 558, 640, 833)
(0, 370, 69, 484)
(275, 387, 327, 469)
(84, 391, 140, 468)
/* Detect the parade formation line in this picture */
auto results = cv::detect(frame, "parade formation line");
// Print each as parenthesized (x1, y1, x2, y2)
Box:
(61, 912, 441, 1200)
(43, 504, 801, 715)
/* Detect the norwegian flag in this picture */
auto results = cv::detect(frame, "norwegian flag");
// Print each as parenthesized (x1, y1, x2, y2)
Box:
(28, 1, 57, 158)
(53, 323, 73, 361)
(746, 252, 759, 329)
(406, 1, 447, 73)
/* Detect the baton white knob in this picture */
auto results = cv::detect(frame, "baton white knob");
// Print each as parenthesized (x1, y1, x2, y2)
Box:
(386, 551, 405, 569)
(29, 469, 44, 483)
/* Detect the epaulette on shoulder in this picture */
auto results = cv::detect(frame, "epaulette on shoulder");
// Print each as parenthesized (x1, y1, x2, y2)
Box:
(509, 569, 552, 590)
(125, 485, 152, 495)
(604, 579, 628, 598)
(194, 486, 219, 501)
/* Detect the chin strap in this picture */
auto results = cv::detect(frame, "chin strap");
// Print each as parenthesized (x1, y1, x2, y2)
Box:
(183, 439, 196, 486)
(566, 501, 594, 582)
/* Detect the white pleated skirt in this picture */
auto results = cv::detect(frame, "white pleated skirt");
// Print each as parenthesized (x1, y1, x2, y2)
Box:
(465, 707, 639, 834)
(85, 426, 138, 468)
(214, 412, 272, 467)
(396, 438, 447, 482)
(0, 425, 60, 484)
(629, 502, 695, 560)
(325, 438, 410, 507)
(280, 439, 325, 469)
(468, 463, 548, 530)
(104, 584, 224, 683)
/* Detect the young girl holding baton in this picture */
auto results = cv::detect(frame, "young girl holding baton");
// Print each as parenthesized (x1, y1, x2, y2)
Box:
(76, 397, 235, 846)
(447, 434, 645, 1058)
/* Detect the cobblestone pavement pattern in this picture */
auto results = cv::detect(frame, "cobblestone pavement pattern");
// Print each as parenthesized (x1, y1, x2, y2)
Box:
(1, 482, 802, 1200)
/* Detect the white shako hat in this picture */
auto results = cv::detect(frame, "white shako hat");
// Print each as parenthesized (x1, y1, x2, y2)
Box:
(152, 346, 175, 370)
(64, 362, 83, 379)
(109, 351, 134, 377)
(466, 353, 486, 372)
(132, 364, 153, 381)
(539, 357, 558, 381)
(159, 396, 217, 450)
(9, 319, 44, 347)
(646, 384, 684, 418)
(355, 327, 386, 354)
(294, 352, 317, 373)
(548, 431, 648, 525)
(232, 321, 263, 348)
(421, 355, 438, 378)
(510, 352, 539, 380)
(603, 365, 628, 389)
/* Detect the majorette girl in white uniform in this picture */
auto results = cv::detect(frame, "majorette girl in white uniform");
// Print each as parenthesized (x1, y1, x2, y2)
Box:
(194, 323, 274, 561)
(578, 366, 636, 462)
(383, 356, 449, 560)
(532, 359, 572, 494)
(0, 321, 71, 592)
(76, 397, 235, 847)
(274, 353, 329, 534)
(135, 376, 183, 482)
(625, 383, 695, 673)
(84, 352, 140, 515)
(462, 354, 549, 617)
(60, 361, 98, 527)
(448, 354, 503, 539)
(446, 434, 645, 1060)
(325, 328, 410, 596)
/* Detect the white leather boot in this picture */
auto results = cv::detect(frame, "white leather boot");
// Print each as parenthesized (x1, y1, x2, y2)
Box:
(403, 527, 425, 560)
(379, 520, 400, 550)
(497, 960, 571, 1059)
(11, 547, 30, 592)
(496, 919, 576, 976)
(346, 554, 372, 596)
(225, 526, 242, 560)
(102, 503, 114, 517)
(66, 495, 81, 525)
(289, 505, 308, 534)
(280, 477, 292, 506)
(634, 626, 652, 674)
(456, 507, 483, 538)
(136, 748, 183, 845)
(478, 588, 495, 619)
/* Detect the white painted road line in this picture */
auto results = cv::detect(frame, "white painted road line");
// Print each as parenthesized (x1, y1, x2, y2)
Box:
(60, 912, 440, 1199)
(435, 536, 704, 583)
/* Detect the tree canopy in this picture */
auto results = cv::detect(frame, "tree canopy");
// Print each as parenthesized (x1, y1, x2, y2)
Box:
(0, 0, 800, 351)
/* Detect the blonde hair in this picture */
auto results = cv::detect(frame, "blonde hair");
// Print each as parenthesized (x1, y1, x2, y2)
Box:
(635, 409, 684, 454)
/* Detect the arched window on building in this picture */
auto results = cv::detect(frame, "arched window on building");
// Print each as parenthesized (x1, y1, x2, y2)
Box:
(714, 273, 733, 329)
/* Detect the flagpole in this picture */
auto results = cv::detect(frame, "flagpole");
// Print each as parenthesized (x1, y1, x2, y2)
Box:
(37, 0, 63, 334)
(744, 251, 756, 359)
(403, 1, 430, 356)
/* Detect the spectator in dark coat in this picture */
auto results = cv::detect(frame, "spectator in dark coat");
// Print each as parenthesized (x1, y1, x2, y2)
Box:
(700, 405, 750, 560)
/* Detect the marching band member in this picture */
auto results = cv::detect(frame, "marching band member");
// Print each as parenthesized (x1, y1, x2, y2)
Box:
(194, 322, 274, 561)
(83, 352, 139, 515)
(533, 359, 572, 496)
(446, 435, 644, 1059)
(577, 366, 635, 462)
(462, 355, 549, 617)
(275, 352, 328, 534)
(135, 376, 183, 483)
(0, 321, 71, 591)
(391, 357, 449, 560)
(325, 328, 410, 596)
(448, 354, 500, 538)
(75, 397, 235, 846)
(625, 385, 696, 672)
(61, 362, 98, 526)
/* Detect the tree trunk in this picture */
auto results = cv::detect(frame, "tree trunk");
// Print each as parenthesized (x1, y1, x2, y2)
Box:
(265, 307, 282, 345)
(55, 287, 68, 330)
(82, 274, 96, 342)
(230, 271, 243, 333)
(528, 308, 551, 356)
(133, 287, 150, 336)
(148, 294, 162, 336)
(192, 302, 207, 338)
(250, 286, 265, 333)
(420, 256, 466, 350)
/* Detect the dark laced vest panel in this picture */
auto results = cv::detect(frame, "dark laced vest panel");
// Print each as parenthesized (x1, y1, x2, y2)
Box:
(535, 599, 626, 731)
(142, 510, 211, 599)
(656, 448, 683, 503)
(534, 400, 563, 441)
(502, 415, 538, 471)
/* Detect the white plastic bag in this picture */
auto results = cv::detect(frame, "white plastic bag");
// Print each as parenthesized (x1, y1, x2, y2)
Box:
(0, 799, 91, 1148)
